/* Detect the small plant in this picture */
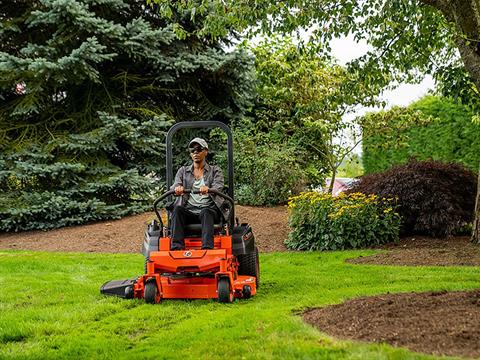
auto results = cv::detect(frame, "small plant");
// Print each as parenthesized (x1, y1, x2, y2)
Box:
(346, 159, 477, 237)
(286, 192, 401, 251)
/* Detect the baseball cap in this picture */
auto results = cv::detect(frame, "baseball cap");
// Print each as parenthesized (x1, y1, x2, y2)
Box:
(189, 137, 208, 149)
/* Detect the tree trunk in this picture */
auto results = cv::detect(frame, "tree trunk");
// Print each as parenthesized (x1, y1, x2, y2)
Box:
(421, 0, 480, 244)
(328, 168, 337, 194)
(472, 164, 480, 244)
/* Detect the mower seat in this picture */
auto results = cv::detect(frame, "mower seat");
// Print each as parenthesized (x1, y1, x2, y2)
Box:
(184, 223, 222, 232)
(183, 223, 224, 239)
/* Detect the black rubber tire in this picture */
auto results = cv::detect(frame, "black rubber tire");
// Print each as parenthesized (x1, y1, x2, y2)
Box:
(144, 280, 159, 304)
(242, 285, 252, 299)
(125, 285, 134, 299)
(237, 246, 260, 289)
(217, 278, 233, 303)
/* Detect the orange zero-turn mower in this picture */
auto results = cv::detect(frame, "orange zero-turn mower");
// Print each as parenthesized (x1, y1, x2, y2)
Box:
(100, 121, 260, 303)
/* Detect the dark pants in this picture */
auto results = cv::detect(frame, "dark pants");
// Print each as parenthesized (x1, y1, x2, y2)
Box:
(170, 205, 220, 250)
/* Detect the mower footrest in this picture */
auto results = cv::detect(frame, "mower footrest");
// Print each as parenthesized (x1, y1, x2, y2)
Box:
(100, 278, 136, 298)
(161, 278, 217, 299)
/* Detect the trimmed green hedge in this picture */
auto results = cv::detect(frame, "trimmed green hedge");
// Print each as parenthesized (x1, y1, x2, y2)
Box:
(362, 96, 480, 174)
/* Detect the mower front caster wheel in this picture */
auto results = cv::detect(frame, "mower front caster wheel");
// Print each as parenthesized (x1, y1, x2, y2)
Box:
(144, 279, 160, 304)
(217, 278, 234, 303)
(242, 285, 252, 299)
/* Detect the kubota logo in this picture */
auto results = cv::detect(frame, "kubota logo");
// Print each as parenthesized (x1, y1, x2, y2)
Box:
(184, 251, 192, 257)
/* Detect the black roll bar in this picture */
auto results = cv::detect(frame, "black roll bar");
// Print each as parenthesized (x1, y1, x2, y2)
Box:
(165, 121, 235, 222)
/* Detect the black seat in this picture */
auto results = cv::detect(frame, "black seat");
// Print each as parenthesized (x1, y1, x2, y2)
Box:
(184, 223, 222, 232)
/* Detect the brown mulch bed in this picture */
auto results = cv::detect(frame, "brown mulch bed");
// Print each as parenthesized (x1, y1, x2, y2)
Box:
(348, 236, 480, 266)
(304, 290, 480, 359)
(0, 205, 289, 253)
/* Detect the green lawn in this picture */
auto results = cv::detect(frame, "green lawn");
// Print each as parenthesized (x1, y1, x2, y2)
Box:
(0, 250, 479, 360)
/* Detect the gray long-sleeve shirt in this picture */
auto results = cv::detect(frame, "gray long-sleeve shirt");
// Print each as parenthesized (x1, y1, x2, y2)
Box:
(170, 162, 228, 220)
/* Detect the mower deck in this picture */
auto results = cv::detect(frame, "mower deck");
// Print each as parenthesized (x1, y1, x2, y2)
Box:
(101, 246, 257, 302)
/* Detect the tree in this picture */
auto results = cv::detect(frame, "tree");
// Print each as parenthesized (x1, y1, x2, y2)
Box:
(0, 0, 253, 231)
(250, 37, 375, 193)
(151, 0, 480, 242)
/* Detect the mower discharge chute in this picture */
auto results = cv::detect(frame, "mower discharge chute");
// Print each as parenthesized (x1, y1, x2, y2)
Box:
(100, 121, 259, 303)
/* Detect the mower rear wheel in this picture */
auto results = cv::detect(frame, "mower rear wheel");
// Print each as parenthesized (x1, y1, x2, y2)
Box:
(144, 279, 160, 304)
(217, 278, 233, 303)
(237, 247, 260, 288)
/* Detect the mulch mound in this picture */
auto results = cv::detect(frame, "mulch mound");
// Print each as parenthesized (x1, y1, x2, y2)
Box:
(349, 236, 480, 266)
(304, 290, 480, 359)
(0, 205, 289, 253)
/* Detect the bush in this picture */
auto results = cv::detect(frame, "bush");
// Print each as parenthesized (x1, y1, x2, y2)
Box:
(346, 159, 477, 237)
(213, 124, 313, 206)
(233, 138, 308, 206)
(286, 192, 401, 251)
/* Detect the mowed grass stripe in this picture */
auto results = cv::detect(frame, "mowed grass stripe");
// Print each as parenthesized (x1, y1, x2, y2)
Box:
(0, 250, 478, 359)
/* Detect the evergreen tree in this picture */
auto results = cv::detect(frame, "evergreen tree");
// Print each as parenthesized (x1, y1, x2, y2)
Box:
(0, 0, 253, 231)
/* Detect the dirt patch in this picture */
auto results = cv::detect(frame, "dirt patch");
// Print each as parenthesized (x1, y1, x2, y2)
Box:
(349, 236, 480, 266)
(235, 205, 289, 252)
(304, 290, 480, 359)
(0, 205, 289, 253)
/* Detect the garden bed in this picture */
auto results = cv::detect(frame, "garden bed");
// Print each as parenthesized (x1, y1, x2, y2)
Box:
(0, 205, 289, 253)
(348, 235, 480, 266)
(304, 289, 480, 359)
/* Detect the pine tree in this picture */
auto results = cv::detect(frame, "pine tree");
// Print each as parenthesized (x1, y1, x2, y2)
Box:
(0, 0, 254, 231)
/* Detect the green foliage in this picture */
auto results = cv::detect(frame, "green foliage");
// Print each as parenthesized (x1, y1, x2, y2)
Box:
(249, 37, 371, 132)
(0, 114, 170, 231)
(434, 65, 480, 113)
(1, 250, 479, 359)
(232, 129, 308, 206)
(286, 192, 401, 251)
(336, 154, 364, 178)
(150, 0, 467, 94)
(0, 0, 254, 231)
(362, 96, 480, 174)
(235, 37, 374, 200)
(212, 121, 310, 206)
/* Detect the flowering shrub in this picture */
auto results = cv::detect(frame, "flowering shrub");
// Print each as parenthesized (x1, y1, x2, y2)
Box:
(285, 192, 401, 251)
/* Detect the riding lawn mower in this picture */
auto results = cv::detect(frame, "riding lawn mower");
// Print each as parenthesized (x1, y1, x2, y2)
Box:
(100, 121, 259, 303)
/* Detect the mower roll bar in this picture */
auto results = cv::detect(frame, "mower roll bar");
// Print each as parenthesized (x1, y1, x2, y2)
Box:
(153, 189, 235, 230)
(165, 121, 235, 223)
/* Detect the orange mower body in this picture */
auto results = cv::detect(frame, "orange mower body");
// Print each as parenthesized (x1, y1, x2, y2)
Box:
(132, 235, 257, 303)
